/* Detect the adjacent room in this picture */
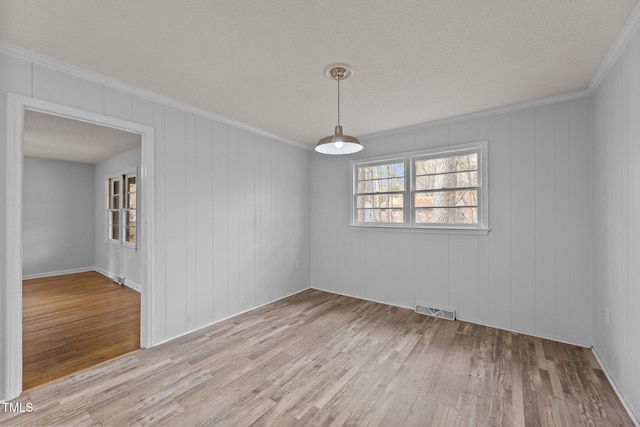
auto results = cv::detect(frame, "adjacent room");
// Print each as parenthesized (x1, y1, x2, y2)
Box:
(1, 1, 639, 425)
(21, 111, 143, 390)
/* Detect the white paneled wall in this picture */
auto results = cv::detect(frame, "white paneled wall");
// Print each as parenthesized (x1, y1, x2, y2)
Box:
(0, 50, 311, 346)
(310, 98, 593, 346)
(592, 26, 640, 421)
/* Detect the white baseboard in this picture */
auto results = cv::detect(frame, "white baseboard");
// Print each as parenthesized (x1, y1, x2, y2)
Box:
(311, 286, 591, 348)
(591, 347, 640, 426)
(93, 267, 142, 293)
(153, 286, 311, 347)
(22, 266, 95, 280)
(23, 266, 142, 293)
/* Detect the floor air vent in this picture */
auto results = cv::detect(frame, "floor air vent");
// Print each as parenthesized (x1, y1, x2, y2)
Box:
(415, 304, 456, 321)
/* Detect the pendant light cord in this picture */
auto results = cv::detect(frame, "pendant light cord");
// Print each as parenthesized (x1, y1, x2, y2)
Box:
(337, 77, 340, 126)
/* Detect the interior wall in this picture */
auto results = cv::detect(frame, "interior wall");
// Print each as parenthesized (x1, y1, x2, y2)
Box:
(310, 98, 593, 346)
(22, 156, 95, 277)
(592, 24, 640, 420)
(94, 146, 142, 289)
(0, 49, 311, 350)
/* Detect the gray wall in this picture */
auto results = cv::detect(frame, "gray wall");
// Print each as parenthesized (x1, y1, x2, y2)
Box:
(0, 50, 311, 348)
(310, 98, 593, 347)
(94, 146, 142, 288)
(22, 156, 95, 277)
(592, 24, 640, 420)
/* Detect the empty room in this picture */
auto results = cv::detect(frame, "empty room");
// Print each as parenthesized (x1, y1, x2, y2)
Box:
(1, 1, 639, 426)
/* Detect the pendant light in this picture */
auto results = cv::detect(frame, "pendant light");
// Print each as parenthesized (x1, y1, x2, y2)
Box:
(315, 64, 363, 155)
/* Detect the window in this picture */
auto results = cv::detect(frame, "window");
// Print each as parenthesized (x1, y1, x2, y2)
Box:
(108, 172, 137, 247)
(351, 141, 488, 231)
(354, 159, 406, 224)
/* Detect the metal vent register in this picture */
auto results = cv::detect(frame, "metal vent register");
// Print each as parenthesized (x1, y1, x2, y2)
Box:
(415, 304, 456, 321)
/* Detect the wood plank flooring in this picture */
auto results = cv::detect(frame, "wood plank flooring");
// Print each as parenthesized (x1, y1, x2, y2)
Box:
(22, 271, 141, 391)
(4, 289, 632, 426)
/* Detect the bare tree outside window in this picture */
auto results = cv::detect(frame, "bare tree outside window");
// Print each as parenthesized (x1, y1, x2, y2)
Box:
(355, 161, 405, 223)
(414, 153, 478, 224)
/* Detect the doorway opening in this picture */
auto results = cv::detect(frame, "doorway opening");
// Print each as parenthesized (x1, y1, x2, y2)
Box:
(3, 94, 155, 400)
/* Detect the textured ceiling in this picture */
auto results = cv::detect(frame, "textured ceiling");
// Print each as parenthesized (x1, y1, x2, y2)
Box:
(24, 111, 141, 164)
(1, 0, 638, 147)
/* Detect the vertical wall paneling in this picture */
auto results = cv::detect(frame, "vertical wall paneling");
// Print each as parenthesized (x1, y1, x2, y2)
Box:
(592, 24, 640, 420)
(236, 130, 247, 311)
(32, 64, 62, 103)
(132, 97, 154, 126)
(0, 52, 31, 95)
(568, 98, 592, 345)
(244, 131, 256, 310)
(534, 104, 556, 338)
(509, 109, 536, 333)
(61, 74, 81, 109)
(476, 117, 490, 325)
(185, 113, 197, 330)
(227, 126, 240, 315)
(486, 114, 512, 330)
(456, 120, 481, 322)
(624, 32, 640, 415)
(553, 102, 571, 342)
(163, 107, 187, 338)
(152, 103, 167, 342)
(104, 87, 133, 121)
(212, 122, 230, 321)
(79, 79, 104, 114)
(194, 116, 214, 327)
(258, 138, 272, 305)
(274, 143, 286, 298)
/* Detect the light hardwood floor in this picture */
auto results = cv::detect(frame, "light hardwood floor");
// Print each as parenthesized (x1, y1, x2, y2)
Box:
(3, 289, 632, 426)
(22, 271, 141, 390)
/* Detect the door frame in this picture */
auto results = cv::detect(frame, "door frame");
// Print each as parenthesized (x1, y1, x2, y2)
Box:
(3, 93, 156, 400)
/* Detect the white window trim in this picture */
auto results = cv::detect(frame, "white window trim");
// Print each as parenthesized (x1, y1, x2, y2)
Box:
(350, 140, 489, 234)
(106, 168, 138, 249)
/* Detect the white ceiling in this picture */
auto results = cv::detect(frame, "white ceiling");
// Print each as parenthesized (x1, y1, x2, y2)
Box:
(1, 1, 638, 147)
(24, 110, 141, 164)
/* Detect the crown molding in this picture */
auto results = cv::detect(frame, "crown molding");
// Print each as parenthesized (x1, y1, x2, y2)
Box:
(0, 42, 308, 150)
(587, 2, 640, 94)
(358, 88, 590, 140)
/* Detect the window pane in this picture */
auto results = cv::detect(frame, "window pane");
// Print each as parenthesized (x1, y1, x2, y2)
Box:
(414, 189, 478, 208)
(110, 195, 120, 209)
(109, 210, 120, 226)
(127, 176, 136, 192)
(125, 227, 136, 244)
(415, 207, 478, 224)
(415, 170, 478, 190)
(124, 210, 136, 227)
(415, 153, 477, 175)
(357, 177, 404, 194)
(356, 194, 403, 209)
(126, 191, 137, 209)
(113, 180, 120, 194)
(357, 163, 404, 180)
(356, 208, 404, 223)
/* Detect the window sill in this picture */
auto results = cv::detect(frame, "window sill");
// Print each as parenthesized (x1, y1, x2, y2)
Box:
(108, 240, 138, 250)
(348, 225, 490, 235)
